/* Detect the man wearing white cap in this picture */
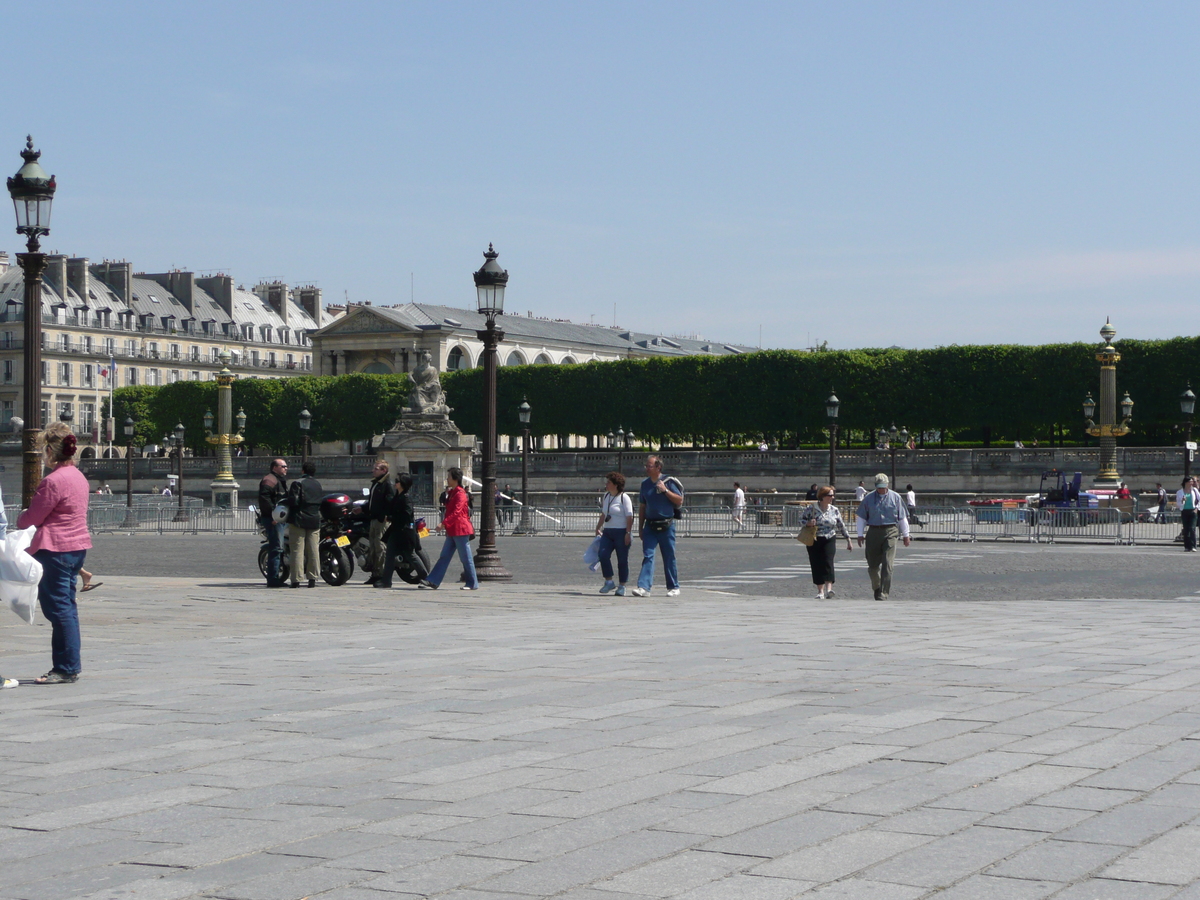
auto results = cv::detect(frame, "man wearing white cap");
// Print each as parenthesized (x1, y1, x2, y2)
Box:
(855, 473, 910, 601)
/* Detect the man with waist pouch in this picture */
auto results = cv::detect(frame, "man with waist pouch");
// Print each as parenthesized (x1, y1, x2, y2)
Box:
(633, 455, 684, 597)
(855, 472, 910, 601)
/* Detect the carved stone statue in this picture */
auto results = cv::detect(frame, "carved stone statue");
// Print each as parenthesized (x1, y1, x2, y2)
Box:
(408, 350, 451, 416)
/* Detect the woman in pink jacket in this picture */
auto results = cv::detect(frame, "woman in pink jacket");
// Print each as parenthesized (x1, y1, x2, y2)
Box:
(18, 422, 91, 684)
(420, 467, 478, 590)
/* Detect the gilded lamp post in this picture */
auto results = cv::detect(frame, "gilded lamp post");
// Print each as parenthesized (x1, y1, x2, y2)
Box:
(1082, 319, 1133, 487)
(204, 351, 246, 508)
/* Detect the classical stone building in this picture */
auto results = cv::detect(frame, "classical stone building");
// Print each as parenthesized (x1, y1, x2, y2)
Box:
(311, 301, 755, 376)
(0, 251, 326, 455)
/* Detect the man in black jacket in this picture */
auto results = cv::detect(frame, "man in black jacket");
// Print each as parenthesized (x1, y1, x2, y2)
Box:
(364, 460, 395, 585)
(287, 461, 323, 588)
(258, 458, 289, 587)
(376, 472, 429, 588)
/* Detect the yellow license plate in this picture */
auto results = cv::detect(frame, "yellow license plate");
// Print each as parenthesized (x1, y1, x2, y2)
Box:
(335, 535, 350, 547)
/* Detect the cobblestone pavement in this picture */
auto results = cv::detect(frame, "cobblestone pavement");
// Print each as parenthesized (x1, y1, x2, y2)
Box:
(4, 567, 1200, 898)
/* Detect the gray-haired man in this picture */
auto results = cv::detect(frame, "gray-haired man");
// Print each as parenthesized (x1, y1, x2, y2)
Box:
(855, 473, 910, 601)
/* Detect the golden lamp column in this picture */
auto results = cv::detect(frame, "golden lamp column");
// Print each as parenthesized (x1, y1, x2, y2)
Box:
(1082, 319, 1133, 488)
(204, 351, 246, 508)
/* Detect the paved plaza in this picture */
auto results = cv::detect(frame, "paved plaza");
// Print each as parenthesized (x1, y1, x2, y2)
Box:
(4, 539, 1200, 898)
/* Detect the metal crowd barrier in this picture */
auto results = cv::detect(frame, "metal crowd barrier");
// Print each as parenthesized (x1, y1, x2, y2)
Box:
(1033, 507, 1123, 544)
(909, 507, 975, 541)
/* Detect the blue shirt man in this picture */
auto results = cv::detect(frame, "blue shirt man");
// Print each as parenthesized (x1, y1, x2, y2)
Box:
(854, 473, 910, 601)
(633, 455, 684, 597)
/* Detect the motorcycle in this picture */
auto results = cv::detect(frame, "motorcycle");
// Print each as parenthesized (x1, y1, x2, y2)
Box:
(256, 493, 356, 586)
(343, 498, 432, 585)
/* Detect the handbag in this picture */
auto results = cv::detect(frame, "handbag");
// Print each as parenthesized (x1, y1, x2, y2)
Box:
(797, 522, 818, 546)
(0, 526, 42, 625)
(583, 535, 604, 572)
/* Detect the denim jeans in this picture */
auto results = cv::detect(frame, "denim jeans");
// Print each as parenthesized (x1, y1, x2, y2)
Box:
(598, 527, 630, 583)
(264, 519, 287, 585)
(34, 548, 86, 675)
(427, 534, 478, 588)
(638, 522, 678, 591)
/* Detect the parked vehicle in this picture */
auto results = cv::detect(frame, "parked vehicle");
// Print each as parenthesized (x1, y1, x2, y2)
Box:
(254, 493, 356, 586)
(339, 494, 432, 585)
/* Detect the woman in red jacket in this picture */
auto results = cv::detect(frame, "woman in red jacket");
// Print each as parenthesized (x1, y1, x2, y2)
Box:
(420, 467, 479, 590)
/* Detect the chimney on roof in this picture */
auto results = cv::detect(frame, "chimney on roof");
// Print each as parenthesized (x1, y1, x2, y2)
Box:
(145, 270, 196, 314)
(90, 260, 133, 306)
(196, 274, 234, 317)
(0, 251, 8, 272)
(45, 255, 68, 297)
(67, 258, 90, 303)
(259, 281, 288, 325)
(298, 286, 321, 322)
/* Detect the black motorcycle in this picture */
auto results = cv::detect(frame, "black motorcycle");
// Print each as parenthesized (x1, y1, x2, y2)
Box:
(257, 493, 356, 586)
(343, 498, 432, 585)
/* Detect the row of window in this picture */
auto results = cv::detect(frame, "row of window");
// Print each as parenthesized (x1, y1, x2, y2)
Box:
(5, 352, 311, 387)
(445, 346, 571, 371)
(41, 308, 312, 346)
(0, 401, 97, 433)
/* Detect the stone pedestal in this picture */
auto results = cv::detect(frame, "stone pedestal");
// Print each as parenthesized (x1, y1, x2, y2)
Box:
(210, 480, 240, 509)
(379, 413, 475, 504)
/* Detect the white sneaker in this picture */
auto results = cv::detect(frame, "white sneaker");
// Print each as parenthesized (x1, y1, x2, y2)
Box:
(631, 587, 649, 597)
(1, 677, 17, 689)
(460, 585, 478, 591)
(816, 591, 825, 600)
(599, 581, 616, 594)
(666, 588, 680, 597)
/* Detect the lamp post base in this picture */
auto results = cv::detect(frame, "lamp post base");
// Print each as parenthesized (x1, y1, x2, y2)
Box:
(472, 546, 513, 582)
(119, 508, 139, 530)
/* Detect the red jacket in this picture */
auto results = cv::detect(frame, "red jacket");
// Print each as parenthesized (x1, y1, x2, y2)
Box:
(442, 486, 475, 537)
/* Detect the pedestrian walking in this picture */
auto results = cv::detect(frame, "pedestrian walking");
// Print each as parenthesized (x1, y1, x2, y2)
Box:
(364, 460, 394, 585)
(904, 483, 924, 526)
(732, 482, 746, 532)
(1177, 477, 1199, 552)
(376, 473, 430, 589)
(633, 455, 684, 597)
(595, 472, 634, 596)
(257, 458, 289, 587)
(1155, 482, 1168, 524)
(855, 473, 911, 601)
(17, 423, 91, 684)
(421, 467, 479, 591)
(502, 484, 515, 525)
(799, 486, 852, 599)
(286, 460, 322, 588)
(854, 480, 867, 502)
(805, 483, 819, 500)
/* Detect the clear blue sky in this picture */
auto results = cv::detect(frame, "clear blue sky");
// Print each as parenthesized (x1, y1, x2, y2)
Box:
(9, 1, 1199, 350)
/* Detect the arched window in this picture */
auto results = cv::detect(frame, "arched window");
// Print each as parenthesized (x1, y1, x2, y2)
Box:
(447, 346, 468, 371)
(561, 356, 577, 365)
(533, 353, 552, 365)
(361, 362, 391, 375)
(504, 351, 525, 366)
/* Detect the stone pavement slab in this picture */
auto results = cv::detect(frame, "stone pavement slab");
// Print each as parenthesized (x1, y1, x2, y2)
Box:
(4, 574, 1200, 897)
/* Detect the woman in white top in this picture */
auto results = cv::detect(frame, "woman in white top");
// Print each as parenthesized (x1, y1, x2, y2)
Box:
(1177, 476, 1200, 552)
(595, 471, 634, 595)
(904, 484, 923, 526)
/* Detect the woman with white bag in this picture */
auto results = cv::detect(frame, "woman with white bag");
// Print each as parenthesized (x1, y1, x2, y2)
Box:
(17, 422, 91, 684)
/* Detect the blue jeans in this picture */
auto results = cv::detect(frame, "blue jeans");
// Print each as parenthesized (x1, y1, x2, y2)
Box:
(264, 519, 287, 585)
(598, 527, 630, 583)
(427, 534, 478, 588)
(638, 522, 678, 591)
(35, 548, 86, 676)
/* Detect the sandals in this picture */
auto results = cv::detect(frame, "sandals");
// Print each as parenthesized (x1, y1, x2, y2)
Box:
(80, 582, 103, 593)
(35, 670, 79, 685)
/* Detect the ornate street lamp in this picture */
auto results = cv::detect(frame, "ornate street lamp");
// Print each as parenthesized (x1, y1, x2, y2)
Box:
(1182, 384, 1196, 480)
(825, 388, 840, 487)
(516, 397, 532, 534)
(888, 423, 899, 487)
(1082, 320, 1133, 487)
(299, 407, 312, 465)
(7, 137, 56, 507)
(203, 351, 246, 508)
(471, 244, 512, 580)
(172, 422, 187, 521)
(616, 426, 626, 475)
(121, 416, 138, 529)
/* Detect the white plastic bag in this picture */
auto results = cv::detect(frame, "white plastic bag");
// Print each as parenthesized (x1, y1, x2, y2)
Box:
(583, 535, 603, 572)
(0, 526, 42, 625)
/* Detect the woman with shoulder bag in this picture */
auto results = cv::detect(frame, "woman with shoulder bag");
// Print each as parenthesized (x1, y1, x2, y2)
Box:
(799, 485, 852, 600)
(595, 471, 634, 596)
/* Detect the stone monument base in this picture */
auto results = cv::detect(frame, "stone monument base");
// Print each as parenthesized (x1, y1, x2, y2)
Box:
(210, 480, 241, 510)
(378, 414, 475, 505)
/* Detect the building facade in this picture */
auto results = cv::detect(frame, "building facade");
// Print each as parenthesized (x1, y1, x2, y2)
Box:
(0, 251, 325, 455)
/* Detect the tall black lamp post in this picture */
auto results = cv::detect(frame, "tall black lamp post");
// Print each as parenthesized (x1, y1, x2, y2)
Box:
(472, 244, 512, 581)
(1182, 384, 1196, 480)
(172, 422, 186, 521)
(825, 388, 840, 487)
(887, 423, 908, 487)
(7, 137, 55, 508)
(121, 416, 138, 528)
(516, 396, 531, 533)
(299, 407, 312, 465)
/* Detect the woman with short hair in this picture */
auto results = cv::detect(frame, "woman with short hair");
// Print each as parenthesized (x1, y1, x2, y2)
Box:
(18, 422, 91, 684)
(595, 471, 633, 596)
(799, 485, 852, 600)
